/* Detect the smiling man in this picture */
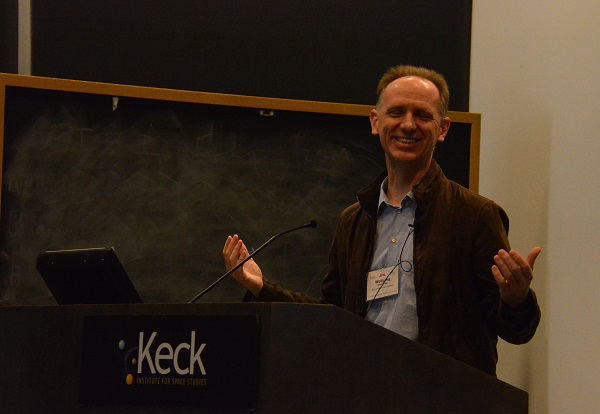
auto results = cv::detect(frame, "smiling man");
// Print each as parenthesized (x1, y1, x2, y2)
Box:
(370, 71, 451, 205)
(223, 65, 541, 376)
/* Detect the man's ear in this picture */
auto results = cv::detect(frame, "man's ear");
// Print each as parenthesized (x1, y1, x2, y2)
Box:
(370, 109, 379, 136)
(438, 117, 451, 143)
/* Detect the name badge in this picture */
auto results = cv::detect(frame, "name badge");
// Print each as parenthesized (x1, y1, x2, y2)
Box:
(366, 266, 398, 301)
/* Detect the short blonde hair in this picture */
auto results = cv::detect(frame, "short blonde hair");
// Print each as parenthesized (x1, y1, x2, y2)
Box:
(376, 65, 450, 119)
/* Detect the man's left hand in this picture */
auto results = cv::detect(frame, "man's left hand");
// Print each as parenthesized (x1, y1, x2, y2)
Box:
(492, 247, 541, 309)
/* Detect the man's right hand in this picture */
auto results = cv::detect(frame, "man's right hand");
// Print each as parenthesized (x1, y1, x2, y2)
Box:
(223, 235, 264, 297)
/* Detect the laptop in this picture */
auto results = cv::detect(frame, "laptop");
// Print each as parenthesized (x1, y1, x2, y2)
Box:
(36, 247, 143, 304)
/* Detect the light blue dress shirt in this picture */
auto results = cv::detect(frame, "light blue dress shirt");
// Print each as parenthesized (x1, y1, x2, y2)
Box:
(365, 178, 418, 340)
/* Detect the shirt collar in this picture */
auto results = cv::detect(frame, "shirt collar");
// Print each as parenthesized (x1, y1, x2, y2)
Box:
(378, 177, 415, 216)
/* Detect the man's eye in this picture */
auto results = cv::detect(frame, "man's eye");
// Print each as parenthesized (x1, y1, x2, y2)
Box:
(415, 112, 434, 120)
(389, 110, 405, 117)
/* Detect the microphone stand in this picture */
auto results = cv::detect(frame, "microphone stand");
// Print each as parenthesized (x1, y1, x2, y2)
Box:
(188, 221, 316, 303)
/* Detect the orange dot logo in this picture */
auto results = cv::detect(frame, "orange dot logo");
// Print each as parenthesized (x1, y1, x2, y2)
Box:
(126, 374, 134, 386)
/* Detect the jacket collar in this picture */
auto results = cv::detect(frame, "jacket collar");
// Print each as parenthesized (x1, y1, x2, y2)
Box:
(357, 158, 443, 219)
(412, 158, 442, 199)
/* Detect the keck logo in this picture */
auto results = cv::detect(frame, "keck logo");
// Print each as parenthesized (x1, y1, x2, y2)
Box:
(80, 315, 259, 408)
(119, 331, 208, 388)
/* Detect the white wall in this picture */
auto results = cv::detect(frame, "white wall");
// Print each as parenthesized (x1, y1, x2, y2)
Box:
(471, 1, 600, 413)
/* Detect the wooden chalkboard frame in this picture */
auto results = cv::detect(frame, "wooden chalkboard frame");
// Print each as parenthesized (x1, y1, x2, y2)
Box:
(0, 73, 481, 305)
(0, 73, 481, 201)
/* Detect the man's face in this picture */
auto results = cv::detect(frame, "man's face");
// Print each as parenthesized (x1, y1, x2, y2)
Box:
(370, 76, 450, 170)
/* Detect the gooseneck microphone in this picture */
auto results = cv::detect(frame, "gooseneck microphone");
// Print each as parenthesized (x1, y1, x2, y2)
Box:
(188, 220, 317, 303)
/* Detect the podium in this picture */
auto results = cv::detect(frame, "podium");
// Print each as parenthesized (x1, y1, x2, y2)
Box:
(0, 303, 527, 413)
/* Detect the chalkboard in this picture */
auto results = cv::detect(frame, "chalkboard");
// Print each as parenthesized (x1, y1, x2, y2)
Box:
(30, 0, 473, 110)
(0, 75, 479, 306)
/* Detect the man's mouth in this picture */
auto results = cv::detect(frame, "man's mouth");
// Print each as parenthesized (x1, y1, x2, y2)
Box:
(394, 137, 418, 144)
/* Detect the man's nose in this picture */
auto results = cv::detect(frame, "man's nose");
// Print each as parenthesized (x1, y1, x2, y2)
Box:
(400, 113, 417, 131)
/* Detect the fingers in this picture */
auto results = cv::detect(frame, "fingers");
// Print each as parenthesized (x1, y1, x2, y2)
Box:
(223, 235, 246, 270)
(493, 249, 516, 282)
(223, 235, 238, 260)
(491, 264, 505, 286)
(494, 249, 532, 284)
(223, 235, 233, 254)
(526, 246, 542, 270)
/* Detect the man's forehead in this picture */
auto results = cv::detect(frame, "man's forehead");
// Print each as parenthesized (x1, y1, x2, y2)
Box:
(386, 76, 439, 94)
(381, 76, 441, 107)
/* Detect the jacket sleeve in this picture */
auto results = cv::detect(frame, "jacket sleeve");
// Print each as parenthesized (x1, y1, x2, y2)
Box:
(256, 280, 324, 303)
(499, 289, 541, 344)
(474, 201, 541, 345)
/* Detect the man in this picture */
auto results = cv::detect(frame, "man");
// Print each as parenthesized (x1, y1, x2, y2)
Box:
(223, 65, 541, 376)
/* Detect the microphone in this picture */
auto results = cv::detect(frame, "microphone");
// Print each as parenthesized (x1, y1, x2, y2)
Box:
(188, 220, 317, 303)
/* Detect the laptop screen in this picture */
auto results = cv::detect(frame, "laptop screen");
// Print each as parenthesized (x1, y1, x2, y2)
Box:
(36, 247, 142, 304)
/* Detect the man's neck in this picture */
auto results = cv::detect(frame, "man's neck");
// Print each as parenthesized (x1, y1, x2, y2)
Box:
(385, 159, 431, 205)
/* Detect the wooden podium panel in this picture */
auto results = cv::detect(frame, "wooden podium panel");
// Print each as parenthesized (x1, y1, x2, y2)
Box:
(0, 303, 527, 413)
